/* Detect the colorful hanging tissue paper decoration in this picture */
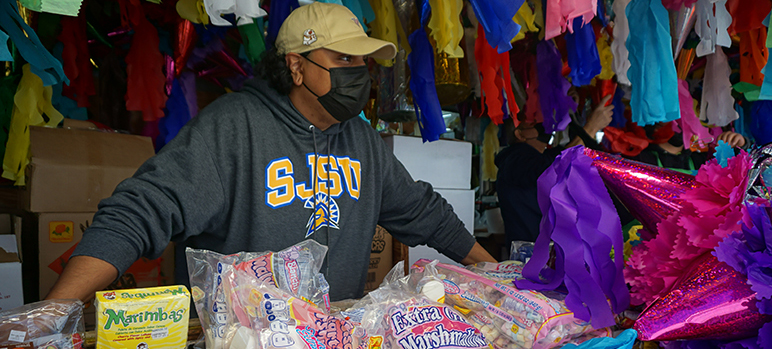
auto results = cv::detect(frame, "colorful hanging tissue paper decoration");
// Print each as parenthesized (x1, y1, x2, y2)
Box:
(2, 64, 64, 186)
(661, 0, 697, 11)
(596, 34, 614, 80)
(759, 16, 772, 101)
(701, 48, 739, 127)
(482, 121, 498, 181)
(544, 0, 597, 41)
(610, 0, 631, 85)
(694, 0, 731, 57)
(369, 0, 407, 66)
(565, 18, 601, 86)
(467, 0, 522, 53)
(407, 18, 445, 143)
(751, 100, 772, 145)
(634, 253, 772, 341)
(536, 40, 576, 133)
(19, 0, 82, 16)
(238, 18, 265, 66)
(739, 28, 768, 87)
(0, 30, 11, 61)
(524, 57, 543, 125)
(126, 18, 168, 122)
(512, 0, 539, 43)
(625, 151, 751, 305)
(203, 0, 266, 26)
(676, 79, 713, 149)
(726, 0, 771, 35)
(427, 0, 463, 58)
(344, 0, 374, 27)
(625, 0, 680, 126)
(176, 0, 210, 24)
(157, 79, 192, 150)
(475, 26, 518, 126)
(515, 145, 630, 329)
(58, 13, 94, 107)
(266, 0, 299, 49)
(0, 0, 67, 86)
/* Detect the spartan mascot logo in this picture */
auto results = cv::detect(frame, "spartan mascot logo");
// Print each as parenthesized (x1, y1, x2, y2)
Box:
(304, 192, 339, 237)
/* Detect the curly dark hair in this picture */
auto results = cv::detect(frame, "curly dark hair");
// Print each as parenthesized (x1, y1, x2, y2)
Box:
(256, 48, 311, 95)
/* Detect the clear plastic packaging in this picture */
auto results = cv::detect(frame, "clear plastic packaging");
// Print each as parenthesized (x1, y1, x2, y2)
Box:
(221, 268, 356, 349)
(345, 262, 490, 349)
(186, 240, 331, 349)
(412, 260, 609, 349)
(0, 299, 84, 349)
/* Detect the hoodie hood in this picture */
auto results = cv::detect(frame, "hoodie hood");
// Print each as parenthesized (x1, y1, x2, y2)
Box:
(242, 79, 346, 136)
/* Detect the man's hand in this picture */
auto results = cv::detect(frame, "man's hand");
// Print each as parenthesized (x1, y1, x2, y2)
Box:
(45, 256, 118, 302)
(584, 95, 614, 135)
(718, 131, 746, 148)
(460, 242, 498, 265)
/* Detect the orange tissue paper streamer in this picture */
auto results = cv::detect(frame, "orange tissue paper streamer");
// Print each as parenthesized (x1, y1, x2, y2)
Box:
(125, 18, 168, 122)
(58, 14, 95, 108)
(739, 28, 768, 87)
(474, 26, 518, 125)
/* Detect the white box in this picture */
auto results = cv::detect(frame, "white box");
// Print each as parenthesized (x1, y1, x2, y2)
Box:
(383, 134, 472, 190)
(408, 189, 475, 266)
(0, 235, 23, 311)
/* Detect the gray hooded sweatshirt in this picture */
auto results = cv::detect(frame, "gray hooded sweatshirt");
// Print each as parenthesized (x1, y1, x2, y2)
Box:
(73, 79, 476, 301)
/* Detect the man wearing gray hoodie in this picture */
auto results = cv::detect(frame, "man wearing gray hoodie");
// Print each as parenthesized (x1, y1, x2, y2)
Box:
(46, 2, 495, 302)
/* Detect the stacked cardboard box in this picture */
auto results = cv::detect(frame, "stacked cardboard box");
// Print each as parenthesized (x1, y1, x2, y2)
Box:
(0, 125, 174, 321)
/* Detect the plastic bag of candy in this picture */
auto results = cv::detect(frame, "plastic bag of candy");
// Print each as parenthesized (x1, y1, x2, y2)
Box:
(0, 299, 84, 349)
(186, 240, 330, 348)
(221, 267, 357, 349)
(411, 259, 610, 349)
(344, 262, 490, 349)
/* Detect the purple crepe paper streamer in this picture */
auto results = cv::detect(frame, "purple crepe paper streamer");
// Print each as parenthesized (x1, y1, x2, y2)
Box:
(565, 17, 602, 87)
(407, 25, 445, 143)
(536, 40, 578, 133)
(467, 0, 523, 53)
(515, 146, 629, 328)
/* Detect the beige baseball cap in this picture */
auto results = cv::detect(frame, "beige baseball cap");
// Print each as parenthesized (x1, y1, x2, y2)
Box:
(275, 2, 397, 60)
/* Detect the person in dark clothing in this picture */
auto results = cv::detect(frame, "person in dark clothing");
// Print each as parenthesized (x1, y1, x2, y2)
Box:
(496, 96, 614, 248)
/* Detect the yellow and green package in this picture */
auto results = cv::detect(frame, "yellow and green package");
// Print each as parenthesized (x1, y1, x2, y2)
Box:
(96, 285, 190, 349)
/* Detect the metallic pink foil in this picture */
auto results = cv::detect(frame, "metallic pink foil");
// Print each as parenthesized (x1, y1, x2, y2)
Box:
(584, 148, 698, 236)
(633, 253, 772, 340)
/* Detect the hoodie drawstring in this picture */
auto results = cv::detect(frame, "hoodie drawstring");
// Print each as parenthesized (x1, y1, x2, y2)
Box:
(309, 125, 331, 277)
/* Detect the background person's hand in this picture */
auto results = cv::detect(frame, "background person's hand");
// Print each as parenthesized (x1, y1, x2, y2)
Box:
(717, 131, 746, 148)
(584, 95, 614, 135)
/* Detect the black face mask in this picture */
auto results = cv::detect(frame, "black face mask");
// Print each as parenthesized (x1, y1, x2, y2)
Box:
(302, 56, 372, 122)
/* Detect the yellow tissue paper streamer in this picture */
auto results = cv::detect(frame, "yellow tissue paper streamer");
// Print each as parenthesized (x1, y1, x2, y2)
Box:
(512, 1, 539, 43)
(368, 0, 409, 66)
(482, 121, 499, 182)
(597, 34, 615, 80)
(428, 0, 464, 58)
(532, 0, 545, 40)
(2, 64, 63, 186)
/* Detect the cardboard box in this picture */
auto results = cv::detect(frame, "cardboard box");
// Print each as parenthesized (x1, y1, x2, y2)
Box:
(382, 134, 472, 190)
(36, 213, 175, 301)
(23, 126, 154, 213)
(0, 235, 23, 311)
(365, 226, 393, 292)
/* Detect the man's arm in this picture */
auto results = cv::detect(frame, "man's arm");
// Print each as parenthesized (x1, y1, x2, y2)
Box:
(460, 242, 497, 265)
(45, 256, 118, 302)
